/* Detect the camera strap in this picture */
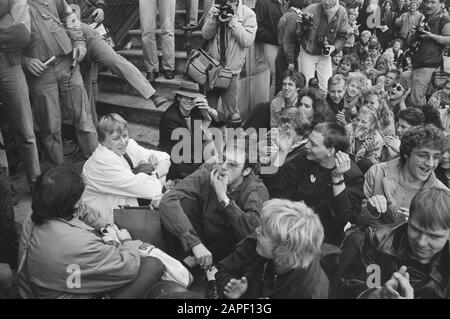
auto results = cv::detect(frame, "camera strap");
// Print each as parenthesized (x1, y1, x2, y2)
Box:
(219, 23, 227, 67)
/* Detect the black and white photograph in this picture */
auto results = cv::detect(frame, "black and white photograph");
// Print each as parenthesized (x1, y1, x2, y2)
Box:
(1, 0, 450, 302)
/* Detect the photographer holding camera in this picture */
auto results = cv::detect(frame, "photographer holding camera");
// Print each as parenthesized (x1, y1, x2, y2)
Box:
(408, 0, 450, 107)
(298, 0, 350, 93)
(201, 0, 257, 125)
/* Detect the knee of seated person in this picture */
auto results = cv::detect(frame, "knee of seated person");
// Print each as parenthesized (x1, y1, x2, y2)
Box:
(140, 256, 164, 276)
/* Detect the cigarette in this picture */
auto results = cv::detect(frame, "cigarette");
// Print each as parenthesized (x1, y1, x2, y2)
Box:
(43, 56, 56, 66)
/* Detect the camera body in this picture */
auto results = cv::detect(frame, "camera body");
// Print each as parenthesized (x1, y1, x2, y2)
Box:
(321, 37, 331, 55)
(409, 22, 431, 55)
(215, 0, 235, 20)
(415, 21, 430, 36)
(299, 11, 315, 28)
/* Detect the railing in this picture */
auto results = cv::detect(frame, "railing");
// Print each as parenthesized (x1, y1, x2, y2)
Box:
(104, 0, 139, 49)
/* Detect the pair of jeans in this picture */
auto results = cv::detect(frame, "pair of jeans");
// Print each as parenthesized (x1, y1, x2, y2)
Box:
(0, 53, 41, 183)
(28, 55, 98, 165)
(409, 67, 438, 107)
(298, 47, 333, 93)
(139, 0, 176, 73)
(206, 73, 240, 118)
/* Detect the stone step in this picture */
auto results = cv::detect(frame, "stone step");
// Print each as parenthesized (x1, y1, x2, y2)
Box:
(116, 49, 188, 74)
(96, 91, 170, 128)
(129, 28, 204, 52)
(127, 121, 160, 150)
(98, 71, 192, 100)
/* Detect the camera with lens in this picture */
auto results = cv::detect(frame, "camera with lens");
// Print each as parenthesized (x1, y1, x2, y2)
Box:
(408, 21, 430, 55)
(321, 37, 331, 55)
(299, 11, 314, 28)
(215, 0, 235, 20)
(415, 21, 430, 36)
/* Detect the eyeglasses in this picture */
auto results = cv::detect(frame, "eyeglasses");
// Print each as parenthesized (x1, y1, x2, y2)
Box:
(411, 151, 441, 163)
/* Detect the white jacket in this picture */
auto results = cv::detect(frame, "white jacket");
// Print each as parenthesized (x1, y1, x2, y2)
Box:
(82, 139, 170, 223)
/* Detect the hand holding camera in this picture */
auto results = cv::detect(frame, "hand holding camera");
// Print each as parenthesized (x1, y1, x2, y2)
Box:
(321, 37, 335, 56)
(214, 0, 235, 23)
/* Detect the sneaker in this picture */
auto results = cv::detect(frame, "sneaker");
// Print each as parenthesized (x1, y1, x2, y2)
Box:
(151, 94, 168, 108)
(204, 280, 219, 299)
(164, 70, 175, 79)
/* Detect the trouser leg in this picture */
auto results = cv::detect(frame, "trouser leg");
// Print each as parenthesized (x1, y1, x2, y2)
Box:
(220, 74, 240, 117)
(409, 67, 436, 108)
(316, 54, 333, 93)
(274, 49, 287, 96)
(56, 56, 98, 159)
(158, 0, 176, 72)
(0, 54, 40, 182)
(28, 63, 64, 166)
(298, 49, 318, 89)
(139, 0, 159, 73)
(88, 38, 156, 99)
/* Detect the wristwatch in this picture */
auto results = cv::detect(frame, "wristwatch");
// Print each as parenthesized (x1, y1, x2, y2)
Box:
(332, 178, 345, 186)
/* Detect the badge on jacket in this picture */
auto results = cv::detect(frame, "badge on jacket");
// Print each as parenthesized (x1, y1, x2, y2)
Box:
(310, 174, 316, 183)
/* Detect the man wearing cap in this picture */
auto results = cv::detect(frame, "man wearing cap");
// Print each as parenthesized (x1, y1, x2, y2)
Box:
(159, 82, 226, 180)
(0, 0, 41, 187)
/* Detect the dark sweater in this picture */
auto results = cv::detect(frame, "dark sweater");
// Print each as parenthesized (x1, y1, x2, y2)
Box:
(263, 152, 365, 245)
(255, 0, 287, 45)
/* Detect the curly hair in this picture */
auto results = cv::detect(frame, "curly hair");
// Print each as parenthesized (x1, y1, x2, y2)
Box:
(399, 124, 446, 166)
(298, 88, 335, 125)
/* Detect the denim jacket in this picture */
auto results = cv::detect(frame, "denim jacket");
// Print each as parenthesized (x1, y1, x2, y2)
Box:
(24, 0, 85, 62)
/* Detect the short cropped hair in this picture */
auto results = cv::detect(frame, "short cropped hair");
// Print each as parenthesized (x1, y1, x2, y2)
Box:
(328, 74, 346, 88)
(400, 124, 445, 166)
(313, 122, 350, 152)
(31, 167, 85, 226)
(260, 199, 324, 269)
(97, 113, 128, 143)
(409, 188, 450, 230)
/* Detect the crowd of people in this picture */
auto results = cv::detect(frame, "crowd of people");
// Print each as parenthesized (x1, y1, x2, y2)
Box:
(2, 0, 450, 299)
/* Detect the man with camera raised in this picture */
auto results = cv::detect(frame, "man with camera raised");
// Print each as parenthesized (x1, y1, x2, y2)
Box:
(201, 0, 257, 126)
(408, 0, 450, 107)
(298, 0, 350, 93)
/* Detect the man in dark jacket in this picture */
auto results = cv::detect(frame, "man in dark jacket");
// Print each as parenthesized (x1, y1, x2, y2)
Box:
(160, 139, 270, 268)
(158, 82, 225, 180)
(0, 0, 41, 186)
(255, 0, 287, 90)
(339, 187, 450, 299)
(263, 122, 365, 246)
